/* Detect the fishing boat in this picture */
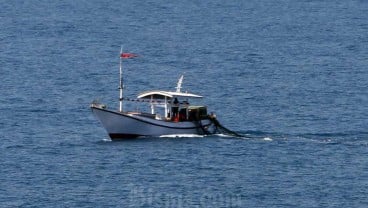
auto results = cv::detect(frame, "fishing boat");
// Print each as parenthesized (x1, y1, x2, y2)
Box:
(91, 50, 239, 139)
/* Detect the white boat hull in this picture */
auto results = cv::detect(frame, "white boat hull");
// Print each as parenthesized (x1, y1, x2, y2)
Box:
(91, 106, 212, 139)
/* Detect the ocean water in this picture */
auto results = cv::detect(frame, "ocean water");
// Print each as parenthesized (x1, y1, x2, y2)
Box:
(1, 0, 368, 207)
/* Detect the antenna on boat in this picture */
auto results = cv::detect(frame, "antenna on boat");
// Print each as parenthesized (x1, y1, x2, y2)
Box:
(176, 74, 184, 92)
(119, 46, 124, 112)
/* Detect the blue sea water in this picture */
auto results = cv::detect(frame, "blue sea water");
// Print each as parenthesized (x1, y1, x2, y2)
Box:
(1, 0, 368, 207)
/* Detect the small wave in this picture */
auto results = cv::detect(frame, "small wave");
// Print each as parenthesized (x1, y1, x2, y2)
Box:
(300, 131, 368, 139)
(95, 138, 112, 144)
(102, 138, 112, 142)
(263, 137, 273, 141)
(214, 133, 234, 138)
(5, 144, 25, 149)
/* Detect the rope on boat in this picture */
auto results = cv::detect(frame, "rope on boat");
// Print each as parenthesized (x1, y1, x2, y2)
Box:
(193, 115, 243, 137)
(197, 120, 211, 135)
(207, 116, 243, 137)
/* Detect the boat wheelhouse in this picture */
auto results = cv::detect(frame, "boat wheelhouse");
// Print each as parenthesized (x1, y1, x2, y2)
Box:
(136, 89, 208, 122)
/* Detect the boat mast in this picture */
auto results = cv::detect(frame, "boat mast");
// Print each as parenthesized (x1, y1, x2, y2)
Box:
(118, 49, 137, 112)
(119, 47, 123, 112)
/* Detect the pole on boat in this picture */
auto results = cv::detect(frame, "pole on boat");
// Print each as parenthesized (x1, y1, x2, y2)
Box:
(118, 49, 137, 112)
(119, 47, 124, 112)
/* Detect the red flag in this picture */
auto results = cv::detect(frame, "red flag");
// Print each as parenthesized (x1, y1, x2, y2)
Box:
(120, 53, 138, 59)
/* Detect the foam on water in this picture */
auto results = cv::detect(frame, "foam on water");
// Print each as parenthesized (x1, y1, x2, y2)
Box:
(159, 134, 204, 138)
(263, 137, 273, 141)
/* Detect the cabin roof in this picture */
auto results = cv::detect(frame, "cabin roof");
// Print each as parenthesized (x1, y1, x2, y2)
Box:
(137, 90, 203, 99)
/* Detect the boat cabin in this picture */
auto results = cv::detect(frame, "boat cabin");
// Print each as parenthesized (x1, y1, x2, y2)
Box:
(137, 90, 207, 122)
